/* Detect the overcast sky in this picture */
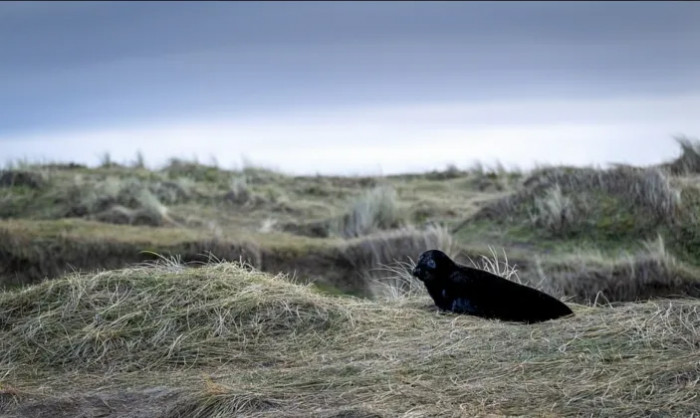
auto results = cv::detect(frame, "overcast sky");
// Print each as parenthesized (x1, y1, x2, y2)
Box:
(2, 1, 699, 174)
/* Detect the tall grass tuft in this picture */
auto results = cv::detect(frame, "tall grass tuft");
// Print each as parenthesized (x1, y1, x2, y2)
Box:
(62, 176, 174, 226)
(667, 135, 700, 174)
(529, 183, 576, 236)
(337, 185, 404, 238)
(224, 175, 251, 205)
(466, 246, 522, 284)
(132, 151, 146, 169)
(98, 152, 118, 168)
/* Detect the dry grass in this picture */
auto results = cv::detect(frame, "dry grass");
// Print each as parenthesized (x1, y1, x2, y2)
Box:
(369, 241, 520, 301)
(343, 224, 455, 298)
(466, 246, 522, 284)
(1, 263, 698, 417)
(363, 224, 456, 300)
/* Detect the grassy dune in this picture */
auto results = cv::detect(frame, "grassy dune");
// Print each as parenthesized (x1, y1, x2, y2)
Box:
(1, 137, 700, 416)
(1, 263, 698, 417)
(3, 139, 700, 303)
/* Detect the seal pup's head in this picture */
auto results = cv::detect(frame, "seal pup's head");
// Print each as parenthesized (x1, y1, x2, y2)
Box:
(412, 249, 455, 284)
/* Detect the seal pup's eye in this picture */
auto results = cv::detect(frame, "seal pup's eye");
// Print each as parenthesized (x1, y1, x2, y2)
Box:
(426, 259, 436, 269)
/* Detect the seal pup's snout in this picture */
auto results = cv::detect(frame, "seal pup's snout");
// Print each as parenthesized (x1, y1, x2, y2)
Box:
(412, 266, 422, 278)
(413, 265, 428, 282)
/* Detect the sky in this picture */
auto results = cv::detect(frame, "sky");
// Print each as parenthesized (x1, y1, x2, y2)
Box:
(2, 1, 699, 175)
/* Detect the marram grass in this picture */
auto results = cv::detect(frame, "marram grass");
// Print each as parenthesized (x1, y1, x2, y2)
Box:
(1, 262, 698, 417)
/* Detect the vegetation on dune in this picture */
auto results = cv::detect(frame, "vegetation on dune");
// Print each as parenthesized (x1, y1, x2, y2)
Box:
(1, 263, 698, 417)
(1, 137, 700, 416)
(1, 137, 700, 304)
(0, 170, 47, 189)
(476, 165, 681, 236)
(462, 138, 700, 279)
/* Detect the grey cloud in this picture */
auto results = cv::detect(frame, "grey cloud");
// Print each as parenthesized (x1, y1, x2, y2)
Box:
(1, 1, 698, 135)
(3, 2, 698, 70)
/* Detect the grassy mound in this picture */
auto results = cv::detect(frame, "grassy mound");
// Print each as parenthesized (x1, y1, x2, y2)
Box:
(475, 165, 681, 238)
(0, 263, 350, 373)
(2, 263, 699, 417)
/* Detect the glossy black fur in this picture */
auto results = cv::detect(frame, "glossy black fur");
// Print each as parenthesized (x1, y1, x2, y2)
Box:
(412, 250, 573, 324)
